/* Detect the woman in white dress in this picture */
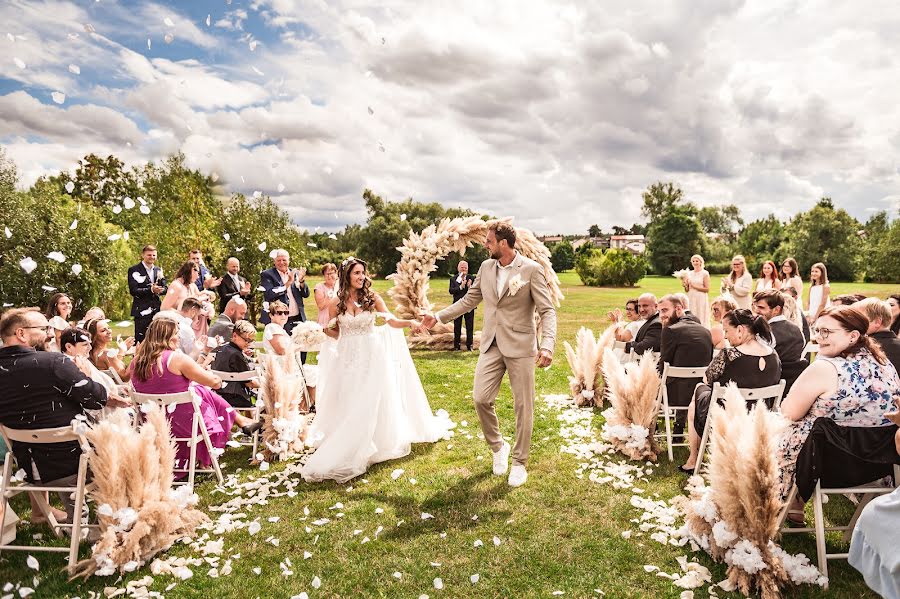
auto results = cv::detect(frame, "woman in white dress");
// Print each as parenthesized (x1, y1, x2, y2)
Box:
(301, 258, 454, 483)
(755, 260, 782, 293)
(720, 255, 753, 310)
(806, 262, 831, 324)
(779, 257, 803, 299)
(684, 254, 710, 327)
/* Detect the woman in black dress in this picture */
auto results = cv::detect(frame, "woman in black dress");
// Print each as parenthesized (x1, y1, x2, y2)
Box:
(681, 309, 782, 472)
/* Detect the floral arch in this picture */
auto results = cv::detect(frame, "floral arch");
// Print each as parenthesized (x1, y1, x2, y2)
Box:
(387, 216, 564, 349)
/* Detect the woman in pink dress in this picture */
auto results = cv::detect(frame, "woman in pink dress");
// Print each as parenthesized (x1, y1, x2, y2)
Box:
(313, 263, 338, 327)
(684, 254, 710, 327)
(130, 318, 254, 475)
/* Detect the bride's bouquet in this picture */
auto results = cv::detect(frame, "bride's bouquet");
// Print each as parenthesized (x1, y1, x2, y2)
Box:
(290, 321, 326, 351)
(673, 268, 691, 291)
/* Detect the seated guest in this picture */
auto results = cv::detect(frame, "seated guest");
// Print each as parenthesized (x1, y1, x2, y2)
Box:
(160, 261, 199, 312)
(624, 294, 661, 356)
(608, 298, 645, 342)
(60, 328, 117, 395)
(858, 297, 900, 373)
(709, 296, 736, 349)
(889, 294, 900, 336)
(81, 306, 105, 323)
(211, 320, 260, 408)
(682, 309, 782, 472)
(155, 298, 207, 361)
(674, 292, 701, 324)
(832, 293, 867, 307)
(753, 289, 808, 392)
(0, 308, 125, 522)
(208, 297, 248, 343)
(659, 294, 713, 435)
(262, 300, 292, 355)
(130, 319, 254, 475)
(44, 292, 74, 352)
(777, 306, 899, 522)
(848, 402, 900, 598)
(85, 318, 133, 382)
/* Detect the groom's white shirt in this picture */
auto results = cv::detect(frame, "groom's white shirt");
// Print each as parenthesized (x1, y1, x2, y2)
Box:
(495, 257, 515, 297)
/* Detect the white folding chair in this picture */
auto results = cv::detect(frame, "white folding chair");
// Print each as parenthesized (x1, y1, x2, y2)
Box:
(628, 349, 660, 364)
(101, 368, 124, 385)
(0, 424, 95, 573)
(129, 389, 224, 487)
(654, 363, 708, 461)
(802, 342, 820, 363)
(694, 380, 786, 475)
(779, 463, 900, 586)
(210, 369, 261, 456)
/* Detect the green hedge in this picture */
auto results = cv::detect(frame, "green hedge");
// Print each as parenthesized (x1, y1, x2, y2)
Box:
(575, 249, 647, 287)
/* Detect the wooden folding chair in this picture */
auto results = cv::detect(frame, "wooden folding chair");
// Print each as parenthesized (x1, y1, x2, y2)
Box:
(694, 379, 786, 475)
(210, 369, 261, 455)
(802, 342, 820, 363)
(654, 363, 707, 461)
(129, 389, 224, 487)
(0, 424, 95, 573)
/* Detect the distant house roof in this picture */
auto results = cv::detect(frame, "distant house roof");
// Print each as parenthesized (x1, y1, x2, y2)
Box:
(539, 235, 564, 242)
(609, 234, 645, 241)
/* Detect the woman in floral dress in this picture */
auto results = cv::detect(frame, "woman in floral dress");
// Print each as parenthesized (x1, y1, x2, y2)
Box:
(778, 306, 900, 523)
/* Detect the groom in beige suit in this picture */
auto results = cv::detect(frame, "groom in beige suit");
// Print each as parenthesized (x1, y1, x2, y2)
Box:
(423, 222, 557, 487)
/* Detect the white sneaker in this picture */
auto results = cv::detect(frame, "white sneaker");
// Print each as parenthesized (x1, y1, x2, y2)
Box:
(492, 441, 511, 475)
(508, 464, 528, 487)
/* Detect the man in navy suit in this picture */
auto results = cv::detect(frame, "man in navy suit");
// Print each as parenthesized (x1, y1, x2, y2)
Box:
(260, 249, 309, 360)
(128, 245, 168, 342)
(449, 260, 476, 351)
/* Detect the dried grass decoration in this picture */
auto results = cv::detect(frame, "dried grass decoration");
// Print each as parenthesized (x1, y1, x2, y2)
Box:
(676, 385, 826, 597)
(387, 216, 563, 349)
(599, 349, 661, 461)
(563, 325, 618, 407)
(259, 346, 308, 462)
(71, 404, 208, 579)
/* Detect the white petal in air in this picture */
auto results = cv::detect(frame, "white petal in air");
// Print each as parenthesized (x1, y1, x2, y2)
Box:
(19, 257, 37, 274)
(71, 264, 82, 275)
(249, 40, 258, 51)
(368, 106, 374, 115)
(258, 242, 267, 251)
(277, 183, 285, 193)
(400, 214, 407, 221)
(223, 233, 230, 241)
(147, 38, 151, 50)
(69, 219, 78, 229)
(47, 251, 66, 262)
(328, 233, 337, 240)
(4, 227, 11, 238)
(123, 197, 136, 209)
(14, 57, 26, 69)
(108, 234, 121, 241)
(112, 205, 122, 214)
(139, 205, 151, 214)
(65, 181, 75, 193)
(42, 285, 56, 292)
(164, 17, 175, 27)
(206, 14, 211, 27)
(51, 92, 66, 104)
(84, 23, 95, 33)
(252, 66, 264, 76)
(165, 34, 174, 44)
(68, 64, 80, 74)
(307, 243, 317, 248)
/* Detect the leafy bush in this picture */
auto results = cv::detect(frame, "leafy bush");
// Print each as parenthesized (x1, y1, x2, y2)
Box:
(576, 249, 646, 287)
(705, 260, 732, 275)
(550, 241, 576, 272)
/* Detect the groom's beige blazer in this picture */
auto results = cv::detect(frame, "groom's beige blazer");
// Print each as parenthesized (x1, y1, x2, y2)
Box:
(438, 252, 557, 357)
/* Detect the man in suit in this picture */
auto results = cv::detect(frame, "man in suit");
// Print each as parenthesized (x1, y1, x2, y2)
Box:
(753, 290, 807, 392)
(189, 249, 221, 292)
(218, 257, 251, 313)
(858, 298, 900, 373)
(449, 260, 476, 351)
(260, 249, 310, 361)
(128, 245, 168, 342)
(0, 308, 124, 521)
(423, 222, 557, 488)
(625, 294, 662, 356)
(208, 297, 248, 343)
(659, 294, 713, 435)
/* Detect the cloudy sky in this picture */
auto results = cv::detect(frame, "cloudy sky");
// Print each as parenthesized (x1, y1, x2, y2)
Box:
(2, 0, 898, 234)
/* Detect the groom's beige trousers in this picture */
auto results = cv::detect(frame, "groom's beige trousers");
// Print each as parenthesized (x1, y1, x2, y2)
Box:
(473, 342, 535, 467)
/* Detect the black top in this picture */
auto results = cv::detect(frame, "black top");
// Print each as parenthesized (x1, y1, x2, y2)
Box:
(680, 311, 701, 325)
(706, 346, 782, 390)
(218, 273, 249, 312)
(449, 273, 477, 303)
(770, 318, 808, 392)
(660, 318, 713, 407)
(626, 313, 662, 356)
(0, 345, 108, 482)
(871, 330, 900, 376)
(127, 262, 168, 318)
(211, 342, 254, 402)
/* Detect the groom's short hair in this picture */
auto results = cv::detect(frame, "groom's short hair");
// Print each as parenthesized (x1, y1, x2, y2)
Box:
(489, 222, 516, 249)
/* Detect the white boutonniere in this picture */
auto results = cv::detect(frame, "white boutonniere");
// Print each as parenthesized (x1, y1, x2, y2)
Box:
(507, 273, 527, 296)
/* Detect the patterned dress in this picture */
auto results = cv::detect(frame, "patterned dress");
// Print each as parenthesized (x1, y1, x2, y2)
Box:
(778, 348, 900, 499)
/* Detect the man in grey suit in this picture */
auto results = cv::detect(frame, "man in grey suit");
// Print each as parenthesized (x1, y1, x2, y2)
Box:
(423, 222, 557, 487)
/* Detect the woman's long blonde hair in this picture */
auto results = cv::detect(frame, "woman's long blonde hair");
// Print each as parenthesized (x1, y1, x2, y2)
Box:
(131, 318, 178, 382)
(729, 255, 746, 282)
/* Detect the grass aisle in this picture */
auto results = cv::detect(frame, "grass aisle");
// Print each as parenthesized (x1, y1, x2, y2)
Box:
(1, 275, 889, 597)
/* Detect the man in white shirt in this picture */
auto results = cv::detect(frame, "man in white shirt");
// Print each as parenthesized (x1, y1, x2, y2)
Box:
(218, 257, 251, 312)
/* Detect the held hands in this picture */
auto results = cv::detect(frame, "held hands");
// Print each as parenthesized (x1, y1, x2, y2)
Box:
(535, 348, 553, 368)
(420, 313, 438, 329)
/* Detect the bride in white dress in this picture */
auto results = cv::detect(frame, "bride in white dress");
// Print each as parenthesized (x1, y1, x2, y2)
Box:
(301, 258, 454, 483)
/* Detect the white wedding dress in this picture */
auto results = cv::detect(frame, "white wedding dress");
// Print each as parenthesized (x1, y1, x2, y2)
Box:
(300, 311, 454, 483)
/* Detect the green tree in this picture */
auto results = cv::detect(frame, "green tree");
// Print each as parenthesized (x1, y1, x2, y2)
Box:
(698, 204, 743, 242)
(641, 181, 686, 222)
(550, 241, 576, 272)
(784, 198, 863, 281)
(864, 212, 900, 282)
(588, 224, 602, 237)
(646, 206, 704, 275)
(735, 215, 787, 273)
(575, 248, 646, 287)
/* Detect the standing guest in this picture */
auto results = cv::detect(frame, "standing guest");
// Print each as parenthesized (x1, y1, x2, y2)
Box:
(261, 250, 310, 362)
(130, 319, 253, 477)
(755, 260, 782, 292)
(128, 245, 167, 342)
(208, 297, 248, 342)
(85, 318, 133, 383)
(710, 296, 737, 349)
(313, 263, 338, 327)
(189, 249, 221, 291)
(217, 257, 251, 313)
(44, 292, 73, 351)
(889, 294, 900, 336)
(681, 310, 782, 472)
(624, 294, 662, 356)
(777, 306, 899, 521)
(807, 262, 831, 324)
(780, 258, 803, 299)
(449, 260, 477, 351)
(161, 261, 200, 312)
(675, 293, 700, 324)
(0, 308, 124, 522)
(684, 254, 710, 327)
(753, 290, 808, 393)
(858, 298, 900, 373)
(721, 255, 753, 310)
(609, 299, 645, 342)
(658, 294, 713, 436)
(210, 320, 260, 409)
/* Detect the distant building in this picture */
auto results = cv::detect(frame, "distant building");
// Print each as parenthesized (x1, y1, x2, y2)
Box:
(538, 235, 564, 243)
(571, 237, 610, 250)
(609, 234, 646, 255)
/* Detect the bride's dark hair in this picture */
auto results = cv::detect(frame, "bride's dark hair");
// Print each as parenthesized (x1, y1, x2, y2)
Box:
(336, 257, 376, 316)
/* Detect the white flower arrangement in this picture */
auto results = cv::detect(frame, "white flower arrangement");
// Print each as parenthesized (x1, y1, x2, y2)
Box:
(507, 273, 527, 296)
(290, 321, 326, 350)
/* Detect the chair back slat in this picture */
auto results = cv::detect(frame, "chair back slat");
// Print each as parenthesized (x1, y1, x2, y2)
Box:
(0, 424, 80, 444)
(662, 364, 708, 380)
(210, 369, 259, 383)
(129, 390, 195, 406)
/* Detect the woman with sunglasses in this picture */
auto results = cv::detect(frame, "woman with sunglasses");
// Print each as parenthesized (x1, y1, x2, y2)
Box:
(263, 300, 292, 355)
(777, 305, 900, 524)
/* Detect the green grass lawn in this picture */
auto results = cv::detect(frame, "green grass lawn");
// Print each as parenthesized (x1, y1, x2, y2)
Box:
(1, 275, 895, 598)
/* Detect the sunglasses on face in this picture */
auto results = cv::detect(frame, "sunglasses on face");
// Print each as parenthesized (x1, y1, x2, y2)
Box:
(272, 310, 290, 316)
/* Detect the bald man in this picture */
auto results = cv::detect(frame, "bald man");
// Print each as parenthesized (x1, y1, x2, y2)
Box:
(449, 260, 476, 351)
(218, 257, 251, 312)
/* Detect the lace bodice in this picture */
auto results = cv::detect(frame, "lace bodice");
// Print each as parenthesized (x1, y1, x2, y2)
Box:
(339, 311, 376, 337)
